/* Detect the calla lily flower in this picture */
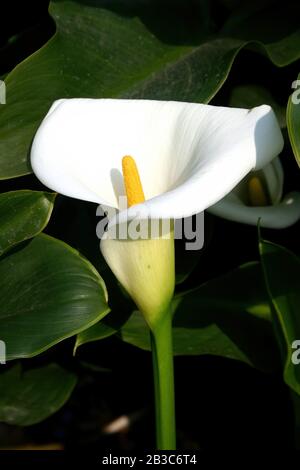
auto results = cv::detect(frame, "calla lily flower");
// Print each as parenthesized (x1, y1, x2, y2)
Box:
(208, 157, 300, 228)
(29, 98, 286, 451)
(31, 98, 283, 326)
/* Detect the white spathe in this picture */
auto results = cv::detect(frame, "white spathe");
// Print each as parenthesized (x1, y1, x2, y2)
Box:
(101, 226, 175, 327)
(31, 99, 284, 222)
(208, 157, 300, 228)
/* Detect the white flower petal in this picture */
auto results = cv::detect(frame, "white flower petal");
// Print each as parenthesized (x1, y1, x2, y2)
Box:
(208, 191, 300, 228)
(31, 99, 283, 220)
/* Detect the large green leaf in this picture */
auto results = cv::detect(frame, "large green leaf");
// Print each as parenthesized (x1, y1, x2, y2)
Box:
(119, 262, 278, 371)
(0, 363, 77, 426)
(229, 85, 286, 128)
(0, 190, 55, 256)
(287, 74, 300, 168)
(2, 0, 300, 179)
(0, 234, 110, 360)
(260, 239, 300, 394)
(74, 268, 134, 353)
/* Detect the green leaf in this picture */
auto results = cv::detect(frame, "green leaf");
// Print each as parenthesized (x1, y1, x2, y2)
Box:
(221, 1, 300, 67)
(2, 0, 300, 179)
(0, 190, 55, 256)
(0, 234, 110, 360)
(120, 262, 278, 371)
(74, 321, 117, 353)
(229, 84, 286, 128)
(259, 239, 300, 394)
(287, 75, 300, 168)
(0, 363, 77, 426)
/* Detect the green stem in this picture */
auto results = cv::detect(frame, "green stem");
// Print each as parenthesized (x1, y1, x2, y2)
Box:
(150, 311, 176, 450)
